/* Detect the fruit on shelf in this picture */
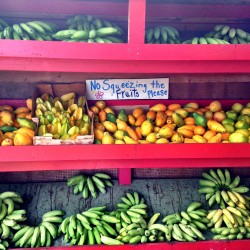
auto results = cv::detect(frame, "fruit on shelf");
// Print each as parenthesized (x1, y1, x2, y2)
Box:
(145, 26, 181, 44)
(204, 25, 250, 44)
(92, 100, 250, 144)
(53, 15, 125, 43)
(183, 37, 230, 44)
(66, 173, 113, 199)
(35, 92, 92, 140)
(0, 100, 36, 146)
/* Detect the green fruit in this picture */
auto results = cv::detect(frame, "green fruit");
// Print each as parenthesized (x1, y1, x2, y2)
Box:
(231, 103, 243, 113)
(222, 118, 235, 126)
(106, 113, 116, 124)
(237, 115, 250, 124)
(193, 112, 207, 127)
(229, 132, 248, 143)
(236, 129, 249, 138)
(223, 124, 235, 134)
(226, 111, 238, 121)
(117, 109, 127, 123)
(235, 121, 249, 130)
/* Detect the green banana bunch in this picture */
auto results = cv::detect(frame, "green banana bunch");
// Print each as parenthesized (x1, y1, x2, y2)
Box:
(59, 206, 119, 245)
(204, 24, 250, 44)
(67, 173, 113, 199)
(162, 202, 207, 242)
(145, 25, 181, 44)
(53, 15, 124, 43)
(211, 226, 250, 240)
(183, 36, 230, 44)
(0, 191, 28, 246)
(1, 20, 57, 41)
(114, 192, 148, 231)
(199, 169, 249, 209)
(12, 210, 64, 248)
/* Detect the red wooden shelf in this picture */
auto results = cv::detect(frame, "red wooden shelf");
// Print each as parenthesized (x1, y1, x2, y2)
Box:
(9, 240, 250, 250)
(0, 41, 250, 73)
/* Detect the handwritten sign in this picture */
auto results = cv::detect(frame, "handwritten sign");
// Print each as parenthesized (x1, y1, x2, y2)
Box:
(86, 78, 169, 100)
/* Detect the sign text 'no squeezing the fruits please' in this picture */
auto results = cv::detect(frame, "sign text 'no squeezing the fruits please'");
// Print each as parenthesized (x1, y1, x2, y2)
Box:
(86, 78, 169, 100)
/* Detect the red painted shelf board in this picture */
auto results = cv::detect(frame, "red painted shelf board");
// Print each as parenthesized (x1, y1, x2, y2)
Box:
(0, 41, 250, 73)
(9, 240, 250, 250)
(0, 144, 249, 172)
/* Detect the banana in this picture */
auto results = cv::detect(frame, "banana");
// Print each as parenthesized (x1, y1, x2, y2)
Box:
(226, 207, 242, 217)
(0, 192, 21, 200)
(191, 37, 199, 44)
(227, 191, 239, 204)
(231, 186, 249, 193)
(102, 221, 117, 236)
(96, 27, 119, 37)
(43, 210, 65, 218)
(19, 226, 35, 247)
(149, 224, 169, 234)
(30, 226, 40, 248)
(94, 173, 111, 180)
(208, 193, 216, 207)
(202, 172, 220, 185)
(1, 223, 10, 239)
(220, 25, 230, 36)
(199, 37, 207, 44)
(188, 225, 205, 240)
(192, 220, 207, 231)
(214, 24, 224, 32)
(32, 21, 55, 33)
(147, 213, 160, 228)
(146, 28, 154, 42)
(101, 235, 123, 245)
(82, 185, 89, 199)
(42, 222, 57, 239)
(40, 225, 47, 246)
(228, 176, 240, 189)
(172, 230, 185, 241)
(198, 187, 216, 194)
(12, 24, 24, 36)
(223, 208, 235, 225)
(215, 190, 221, 204)
(3, 27, 13, 39)
(213, 209, 223, 224)
(3, 198, 15, 215)
(206, 37, 219, 44)
(82, 211, 100, 220)
(92, 176, 105, 188)
(12, 226, 30, 242)
(229, 28, 236, 39)
(42, 216, 63, 223)
(214, 215, 223, 228)
(101, 214, 119, 224)
(217, 169, 226, 186)
(209, 169, 221, 185)
(87, 177, 96, 194)
(0, 203, 7, 221)
(133, 192, 140, 205)
(199, 179, 217, 188)
(121, 197, 133, 206)
(120, 211, 131, 224)
(19, 23, 37, 39)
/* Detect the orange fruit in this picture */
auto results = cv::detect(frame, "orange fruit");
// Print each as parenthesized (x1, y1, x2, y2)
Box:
(1, 138, 14, 146)
(14, 133, 33, 146)
(194, 126, 206, 136)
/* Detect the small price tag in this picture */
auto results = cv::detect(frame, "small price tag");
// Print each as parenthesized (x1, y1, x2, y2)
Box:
(86, 78, 169, 100)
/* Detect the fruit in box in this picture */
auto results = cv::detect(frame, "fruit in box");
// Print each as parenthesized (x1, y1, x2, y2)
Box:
(92, 100, 250, 144)
(0, 101, 35, 146)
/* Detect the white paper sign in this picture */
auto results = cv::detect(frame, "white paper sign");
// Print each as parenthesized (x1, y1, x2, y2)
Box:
(86, 78, 169, 100)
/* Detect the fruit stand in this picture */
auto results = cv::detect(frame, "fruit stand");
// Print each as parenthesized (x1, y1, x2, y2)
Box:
(0, 0, 250, 249)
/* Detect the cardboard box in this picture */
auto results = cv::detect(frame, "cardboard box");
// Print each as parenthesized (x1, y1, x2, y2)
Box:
(32, 83, 94, 145)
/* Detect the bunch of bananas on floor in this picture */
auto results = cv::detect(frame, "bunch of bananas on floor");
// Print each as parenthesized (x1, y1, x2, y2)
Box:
(114, 192, 148, 231)
(162, 202, 207, 242)
(205, 25, 250, 44)
(53, 15, 124, 43)
(0, 191, 27, 250)
(116, 213, 167, 244)
(35, 92, 92, 139)
(0, 17, 57, 41)
(183, 36, 229, 44)
(199, 168, 250, 240)
(67, 173, 113, 199)
(59, 206, 121, 245)
(199, 169, 249, 208)
(12, 210, 64, 248)
(145, 25, 181, 44)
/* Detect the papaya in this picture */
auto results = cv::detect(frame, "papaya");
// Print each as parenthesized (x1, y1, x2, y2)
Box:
(114, 130, 128, 140)
(94, 129, 104, 141)
(16, 128, 35, 138)
(95, 100, 106, 110)
(0, 125, 17, 133)
(126, 126, 139, 141)
(172, 112, 184, 127)
(135, 114, 147, 127)
(156, 126, 174, 139)
(128, 114, 136, 126)
(155, 111, 167, 127)
(104, 107, 115, 114)
(116, 119, 128, 131)
(192, 135, 207, 143)
(226, 110, 238, 121)
(155, 138, 169, 144)
(98, 109, 107, 122)
(106, 113, 116, 124)
(117, 109, 128, 123)
(132, 108, 144, 119)
(231, 103, 243, 113)
(14, 133, 33, 146)
(175, 108, 188, 119)
(123, 136, 138, 144)
(229, 132, 248, 143)
(241, 108, 250, 116)
(207, 120, 226, 133)
(146, 110, 156, 121)
(203, 130, 217, 141)
(102, 132, 115, 144)
(207, 133, 222, 143)
(135, 127, 142, 140)
(138, 140, 151, 144)
(171, 132, 184, 143)
(14, 107, 30, 114)
(0, 110, 14, 126)
(115, 139, 125, 144)
(146, 133, 157, 143)
(141, 119, 154, 136)
(184, 102, 199, 110)
(17, 118, 36, 131)
(102, 121, 117, 133)
(26, 98, 33, 111)
(209, 101, 222, 112)
(177, 128, 194, 138)
(168, 103, 181, 111)
(1, 138, 14, 146)
(149, 103, 167, 112)
(89, 106, 100, 115)
(193, 112, 207, 128)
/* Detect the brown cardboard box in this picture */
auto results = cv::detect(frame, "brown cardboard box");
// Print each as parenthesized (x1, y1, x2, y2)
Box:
(32, 83, 94, 145)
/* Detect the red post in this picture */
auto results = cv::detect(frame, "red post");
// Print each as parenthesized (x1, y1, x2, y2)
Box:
(128, 0, 146, 44)
(118, 168, 132, 185)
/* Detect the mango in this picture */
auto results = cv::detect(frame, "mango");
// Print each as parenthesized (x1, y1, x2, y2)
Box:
(156, 126, 174, 139)
(193, 112, 207, 127)
(226, 110, 238, 121)
(95, 100, 106, 110)
(235, 121, 249, 130)
(213, 111, 226, 123)
(141, 120, 154, 137)
(146, 133, 157, 143)
(132, 108, 144, 119)
(229, 132, 248, 143)
(237, 115, 250, 124)
(231, 103, 243, 113)
(1, 138, 14, 146)
(171, 132, 184, 143)
(103, 121, 117, 133)
(241, 108, 250, 116)
(102, 132, 115, 144)
(149, 103, 167, 112)
(17, 117, 36, 131)
(207, 120, 226, 133)
(0, 110, 14, 126)
(106, 113, 116, 124)
(114, 130, 127, 140)
(14, 133, 33, 146)
(117, 109, 128, 123)
(209, 101, 222, 112)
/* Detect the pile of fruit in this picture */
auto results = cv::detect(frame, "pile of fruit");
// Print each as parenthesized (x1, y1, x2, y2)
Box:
(145, 25, 181, 44)
(0, 15, 124, 43)
(2, 168, 250, 248)
(35, 92, 92, 140)
(0, 99, 36, 146)
(91, 100, 250, 144)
